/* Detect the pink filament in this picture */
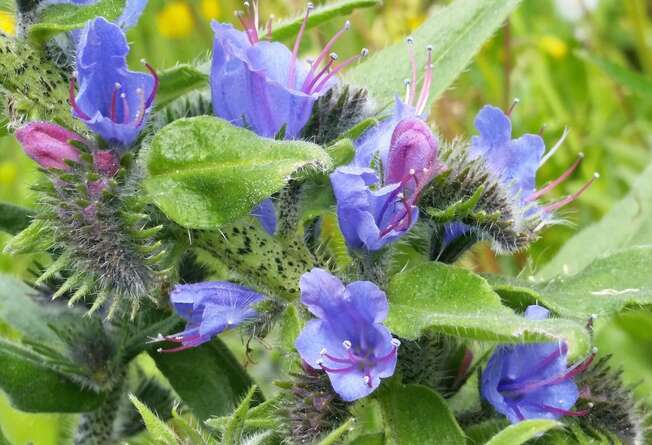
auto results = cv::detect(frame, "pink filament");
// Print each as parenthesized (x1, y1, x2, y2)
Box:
(542, 173, 599, 213)
(142, 60, 160, 108)
(415, 47, 434, 114)
(288, 4, 313, 89)
(110, 84, 120, 122)
(301, 20, 350, 92)
(68, 77, 91, 120)
(305, 54, 337, 94)
(312, 49, 368, 93)
(527, 154, 584, 202)
(406, 37, 417, 106)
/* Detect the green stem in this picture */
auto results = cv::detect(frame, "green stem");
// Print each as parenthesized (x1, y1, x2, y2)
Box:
(74, 371, 126, 445)
(624, 0, 652, 76)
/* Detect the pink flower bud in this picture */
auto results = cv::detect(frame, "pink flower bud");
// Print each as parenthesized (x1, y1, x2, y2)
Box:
(15, 122, 83, 171)
(385, 118, 446, 195)
(92, 150, 120, 177)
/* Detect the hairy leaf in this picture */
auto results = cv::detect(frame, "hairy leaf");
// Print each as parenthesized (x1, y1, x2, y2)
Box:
(484, 420, 560, 445)
(378, 383, 465, 445)
(144, 116, 331, 229)
(497, 246, 652, 319)
(155, 64, 209, 109)
(0, 338, 104, 412)
(270, 0, 381, 41)
(149, 339, 256, 421)
(387, 262, 590, 356)
(129, 394, 179, 445)
(0, 202, 31, 235)
(29, 0, 125, 44)
(345, 0, 521, 109)
(0, 274, 53, 343)
(540, 161, 652, 279)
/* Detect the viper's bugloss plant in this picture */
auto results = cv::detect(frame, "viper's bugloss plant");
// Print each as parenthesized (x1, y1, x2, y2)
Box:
(1, 0, 647, 444)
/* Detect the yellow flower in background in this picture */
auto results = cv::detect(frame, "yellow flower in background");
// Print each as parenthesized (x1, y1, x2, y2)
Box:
(539, 35, 568, 59)
(0, 163, 17, 188)
(157, 1, 194, 39)
(200, 0, 220, 20)
(0, 11, 16, 36)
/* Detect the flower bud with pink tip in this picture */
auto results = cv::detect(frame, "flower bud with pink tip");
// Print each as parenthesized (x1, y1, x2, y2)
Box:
(15, 122, 83, 171)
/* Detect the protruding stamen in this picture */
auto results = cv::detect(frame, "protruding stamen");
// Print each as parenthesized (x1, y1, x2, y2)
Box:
(142, 59, 160, 108)
(110, 82, 121, 122)
(288, 3, 314, 89)
(158, 344, 195, 353)
(540, 127, 569, 167)
(536, 404, 590, 417)
(265, 15, 275, 38)
(539, 124, 547, 136)
(120, 93, 130, 124)
(404, 79, 411, 104)
(506, 98, 520, 117)
(306, 53, 337, 93)
(302, 20, 350, 92)
(68, 76, 91, 120)
(363, 375, 371, 386)
(527, 153, 584, 202)
(318, 359, 357, 373)
(312, 48, 368, 93)
(543, 172, 599, 213)
(415, 45, 434, 114)
(342, 340, 352, 350)
(391, 338, 401, 347)
(406, 37, 417, 106)
(135, 88, 147, 126)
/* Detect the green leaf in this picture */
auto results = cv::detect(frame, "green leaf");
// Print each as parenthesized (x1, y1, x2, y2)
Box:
(0, 274, 55, 343)
(0, 202, 31, 235)
(539, 161, 652, 279)
(578, 50, 652, 102)
(317, 418, 355, 445)
(386, 262, 589, 356)
(484, 419, 560, 445)
(155, 64, 209, 109)
(129, 394, 179, 445)
(0, 338, 104, 413)
(223, 385, 257, 445)
(29, 0, 125, 45)
(345, 0, 521, 109)
(144, 116, 331, 229)
(513, 246, 652, 319)
(270, 0, 381, 41)
(3, 219, 54, 255)
(346, 433, 385, 445)
(149, 338, 257, 421)
(378, 383, 465, 445)
(279, 304, 302, 352)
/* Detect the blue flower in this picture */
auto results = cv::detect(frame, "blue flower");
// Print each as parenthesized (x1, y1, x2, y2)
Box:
(210, 2, 366, 140)
(157, 282, 264, 352)
(331, 117, 445, 251)
(250, 198, 277, 235)
(295, 268, 399, 401)
(481, 305, 596, 423)
(470, 104, 597, 214)
(44, 0, 148, 30)
(70, 17, 158, 148)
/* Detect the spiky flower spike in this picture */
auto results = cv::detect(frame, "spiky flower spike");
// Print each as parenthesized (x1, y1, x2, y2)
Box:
(422, 102, 598, 259)
(575, 354, 649, 444)
(13, 125, 168, 318)
(397, 333, 472, 398)
(279, 362, 351, 445)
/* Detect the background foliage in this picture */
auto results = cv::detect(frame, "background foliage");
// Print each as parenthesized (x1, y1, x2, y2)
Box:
(0, 0, 651, 443)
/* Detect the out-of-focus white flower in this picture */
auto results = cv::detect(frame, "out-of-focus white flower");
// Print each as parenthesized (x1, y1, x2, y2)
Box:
(554, 0, 599, 22)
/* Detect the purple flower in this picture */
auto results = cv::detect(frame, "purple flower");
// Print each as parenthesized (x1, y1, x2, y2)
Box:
(481, 305, 596, 423)
(331, 117, 445, 251)
(210, 2, 366, 140)
(470, 104, 598, 215)
(15, 122, 83, 170)
(250, 198, 277, 235)
(295, 268, 399, 401)
(70, 17, 159, 148)
(158, 282, 264, 352)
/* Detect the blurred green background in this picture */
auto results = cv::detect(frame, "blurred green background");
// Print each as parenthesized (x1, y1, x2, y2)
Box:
(1, 0, 651, 443)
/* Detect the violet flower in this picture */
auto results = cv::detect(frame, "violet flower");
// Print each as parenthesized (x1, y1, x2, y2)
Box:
(444, 103, 598, 244)
(69, 17, 159, 148)
(157, 282, 264, 352)
(481, 305, 596, 423)
(15, 122, 83, 170)
(210, 1, 367, 140)
(329, 38, 444, 251)
(295, 268, 399, 401)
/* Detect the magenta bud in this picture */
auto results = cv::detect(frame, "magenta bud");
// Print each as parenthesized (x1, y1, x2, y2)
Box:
(15, 122, 83, 171)
(385, 118, 446, 194)
(93, 150, 120, 177)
